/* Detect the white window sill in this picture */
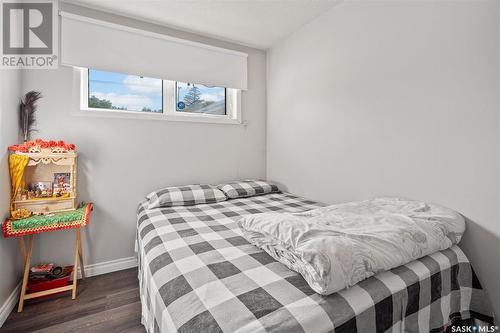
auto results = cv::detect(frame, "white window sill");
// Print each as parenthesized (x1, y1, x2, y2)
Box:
(73, 108, 244, 125)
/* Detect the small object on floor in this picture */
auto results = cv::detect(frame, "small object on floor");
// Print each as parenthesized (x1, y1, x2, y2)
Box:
(27, 266, 74, 295)
(51, 266, 64, 278)
(30, 263, 54, 273)
(29, 264, 69, 280)
(29, 263, 54, 280)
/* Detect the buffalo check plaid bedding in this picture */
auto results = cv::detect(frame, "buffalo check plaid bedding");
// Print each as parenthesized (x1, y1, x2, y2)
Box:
(146, 184, 226, 209)
(136, 192, 494, 333)
(217, 180, 280, 199)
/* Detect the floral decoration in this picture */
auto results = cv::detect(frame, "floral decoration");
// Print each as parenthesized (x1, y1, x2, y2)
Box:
(8, 139, 76, 153)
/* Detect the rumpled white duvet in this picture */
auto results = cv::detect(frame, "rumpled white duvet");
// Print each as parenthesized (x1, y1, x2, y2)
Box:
(239, 197, 465, 295)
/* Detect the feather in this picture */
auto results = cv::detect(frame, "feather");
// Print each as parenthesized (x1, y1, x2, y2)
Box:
(19, 91, 42, 142)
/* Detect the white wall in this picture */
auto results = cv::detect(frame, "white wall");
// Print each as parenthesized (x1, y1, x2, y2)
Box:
(21, 4, 267, 267)
(0, 70, 23, 311)
(267, 1, 500, 317)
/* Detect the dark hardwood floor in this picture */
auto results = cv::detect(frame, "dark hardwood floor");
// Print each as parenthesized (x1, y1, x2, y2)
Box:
(0, 268, 146, 333)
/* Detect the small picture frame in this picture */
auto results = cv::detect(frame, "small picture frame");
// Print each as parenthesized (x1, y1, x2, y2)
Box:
(29, 182, 53, 198)
(53, 173, 71, 197)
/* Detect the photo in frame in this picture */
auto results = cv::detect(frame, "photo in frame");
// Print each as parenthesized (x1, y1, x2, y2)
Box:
(53, 173, 71, 197)
(29, 182, 53, 198)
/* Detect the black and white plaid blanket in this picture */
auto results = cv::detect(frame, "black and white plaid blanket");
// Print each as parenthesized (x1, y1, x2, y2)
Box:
(136, 193, 494, 333)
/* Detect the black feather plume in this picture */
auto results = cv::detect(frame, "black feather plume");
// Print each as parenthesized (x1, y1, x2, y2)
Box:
(19, 91, 42, 142)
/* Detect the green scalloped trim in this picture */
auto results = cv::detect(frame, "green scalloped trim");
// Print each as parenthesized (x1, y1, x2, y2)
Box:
(11, 206, 86, 231)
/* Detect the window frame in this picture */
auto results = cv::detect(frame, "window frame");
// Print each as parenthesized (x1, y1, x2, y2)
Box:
(174, 82, 226, 115)
(79, 68, 242, 125)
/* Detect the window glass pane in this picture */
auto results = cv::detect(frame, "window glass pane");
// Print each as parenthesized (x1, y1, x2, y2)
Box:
(88, 69, 163, 113)
(176, 82, 226, 115)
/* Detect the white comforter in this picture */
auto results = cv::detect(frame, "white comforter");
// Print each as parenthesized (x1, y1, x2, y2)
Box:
(239, 197, 465, 295)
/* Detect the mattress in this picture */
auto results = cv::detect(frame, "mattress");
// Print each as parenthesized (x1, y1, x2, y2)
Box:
(136, 192, 493, 333)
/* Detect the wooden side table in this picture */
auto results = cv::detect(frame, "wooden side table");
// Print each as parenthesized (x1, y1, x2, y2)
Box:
(2, 203, 93, 312)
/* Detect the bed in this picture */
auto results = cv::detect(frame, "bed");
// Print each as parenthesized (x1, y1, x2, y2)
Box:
(136, 192, 493, 333)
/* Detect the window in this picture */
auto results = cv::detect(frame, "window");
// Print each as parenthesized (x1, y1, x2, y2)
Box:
(176, 83, 226, 115)
(88, 69, 163, 113)
(80, 69, 241, 124)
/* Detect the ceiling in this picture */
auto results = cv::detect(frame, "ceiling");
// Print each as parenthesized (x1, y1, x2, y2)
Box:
(63, 0, 339, 49)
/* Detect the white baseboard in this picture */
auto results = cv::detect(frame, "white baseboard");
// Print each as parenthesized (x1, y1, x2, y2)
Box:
(0, 256, 138, 328)
(77, 256, 138, 279)
(0, 283, 20, 328)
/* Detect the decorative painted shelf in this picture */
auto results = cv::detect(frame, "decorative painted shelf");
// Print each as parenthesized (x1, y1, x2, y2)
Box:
(9, 140, 78, 215)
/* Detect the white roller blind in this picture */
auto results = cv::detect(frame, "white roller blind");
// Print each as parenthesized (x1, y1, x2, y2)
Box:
(60, 12, 248, 90)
